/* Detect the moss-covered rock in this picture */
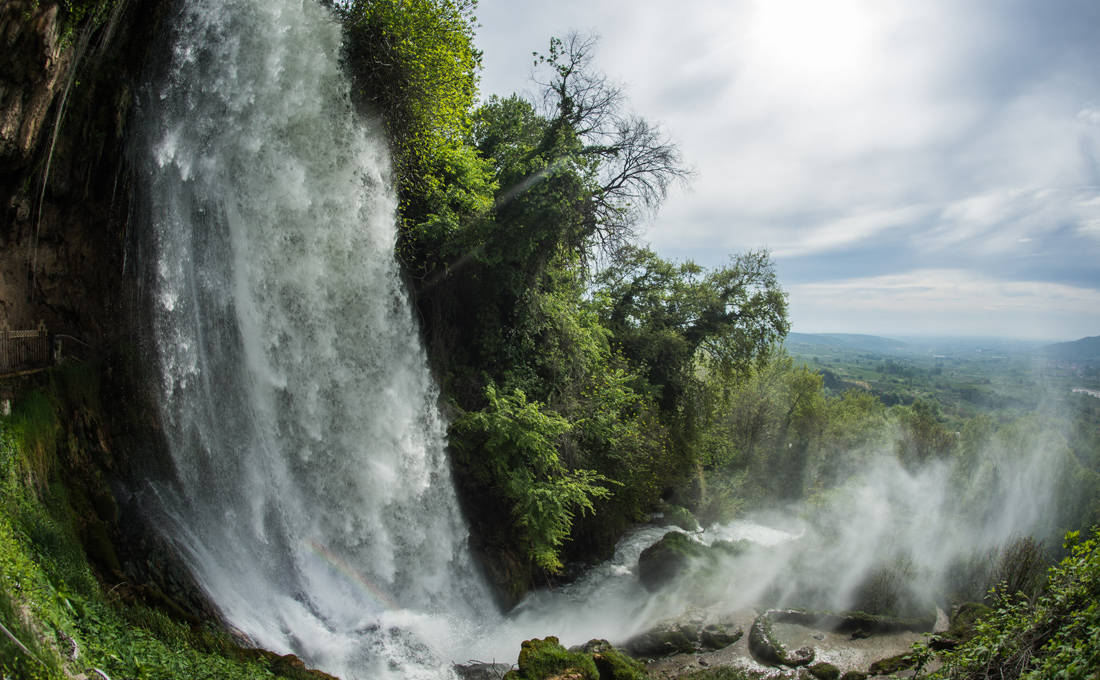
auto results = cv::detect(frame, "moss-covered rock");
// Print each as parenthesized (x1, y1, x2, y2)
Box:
(747, 611, 814, 667)
(807, 661, 839, 680)
(867, 652, 914, 675)
(637, 531, 709, 591)
(574, 640, 648, 680)
(268, 653, 340, 680)
(660, 504, 700, 532)
(504, 637, 600, 680)
(699, 623, 743, 650)
(839, 672, 867, 680)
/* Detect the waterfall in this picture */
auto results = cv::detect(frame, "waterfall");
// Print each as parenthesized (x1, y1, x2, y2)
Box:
(138, 0, 493, 676)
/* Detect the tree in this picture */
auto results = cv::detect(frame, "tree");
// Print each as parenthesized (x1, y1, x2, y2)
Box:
(533, 33, 692, 259)
(593, 246, 788, 410)
(335, 0, 486, 235)
(451, 385, 612, 572)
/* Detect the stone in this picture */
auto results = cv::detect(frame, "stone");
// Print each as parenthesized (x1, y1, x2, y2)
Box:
(636, 531, 709, 591)
(699, 623, 743, 650)
(454, 662, 511, 680)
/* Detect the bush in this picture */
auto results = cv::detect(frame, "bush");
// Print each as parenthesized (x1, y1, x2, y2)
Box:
(922, 528, 1100, 679)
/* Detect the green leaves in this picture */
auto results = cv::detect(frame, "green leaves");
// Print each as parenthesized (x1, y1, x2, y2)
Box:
(918, 528, 1100, 680)
(454, 386, 612, 572)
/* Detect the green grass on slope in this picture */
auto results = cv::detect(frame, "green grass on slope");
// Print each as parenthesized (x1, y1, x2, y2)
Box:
(0, 368, 300, 680)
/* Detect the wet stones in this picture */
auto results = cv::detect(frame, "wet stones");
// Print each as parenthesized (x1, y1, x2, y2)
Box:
(454, 662, 511, 680)
(748, 611, 815, 667)
(623, 617, 744, 657)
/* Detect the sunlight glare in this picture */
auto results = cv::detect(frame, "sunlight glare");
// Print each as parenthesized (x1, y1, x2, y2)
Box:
(747, 0, 878, 93)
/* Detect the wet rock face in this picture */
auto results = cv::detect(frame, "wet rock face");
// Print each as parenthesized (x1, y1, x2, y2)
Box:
(454, 662, 511, 680)
(0, 1, 68, 166)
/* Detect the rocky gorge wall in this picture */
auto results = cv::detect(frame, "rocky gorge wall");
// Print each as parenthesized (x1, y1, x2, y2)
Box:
(0, 0, 222, 621)
(0, 0, 166, 341)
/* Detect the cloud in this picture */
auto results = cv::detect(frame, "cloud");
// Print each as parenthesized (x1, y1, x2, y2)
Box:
(788, 269, 1100, 338)
(474, 0, 1100, 336)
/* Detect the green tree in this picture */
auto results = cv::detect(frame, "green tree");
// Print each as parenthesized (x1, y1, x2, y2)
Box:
(452, 386, 612, 572)
(593, 246, 788, 411)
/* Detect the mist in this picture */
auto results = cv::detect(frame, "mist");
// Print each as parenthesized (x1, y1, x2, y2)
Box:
(455, 409, 1079, 663)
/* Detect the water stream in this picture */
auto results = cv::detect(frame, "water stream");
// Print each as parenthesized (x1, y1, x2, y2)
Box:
(140, 0, 493, 676)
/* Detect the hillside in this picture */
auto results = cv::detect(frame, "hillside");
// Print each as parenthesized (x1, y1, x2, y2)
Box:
(786, 332, 909, 353)
(1044, 335, 1100, 363)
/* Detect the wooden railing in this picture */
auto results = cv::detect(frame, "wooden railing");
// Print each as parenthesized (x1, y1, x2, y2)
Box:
(0, 321, 52, 374)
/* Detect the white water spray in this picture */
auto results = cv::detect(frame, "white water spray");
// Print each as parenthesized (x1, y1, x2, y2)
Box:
(141, 0, 492, 676)
(136, 1, 1078, 676)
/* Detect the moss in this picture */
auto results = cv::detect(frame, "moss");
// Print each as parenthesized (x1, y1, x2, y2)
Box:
(807, 662, 839, 680)
(579, 640, 648, 680)
(504, 637, 600, 680)
(867, 652, 914, 675)
(661, 504, 700, 532)
(0, 368, 287, 679)
(637, 531, 709, 591)
(6, 388, 60, 490)
(839, 673, 867, 680)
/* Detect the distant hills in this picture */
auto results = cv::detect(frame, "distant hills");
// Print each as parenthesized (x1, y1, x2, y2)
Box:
(1043, 335, 1100, 362)
(787, 332, 1100, 362)
(786, 332, 909, 353)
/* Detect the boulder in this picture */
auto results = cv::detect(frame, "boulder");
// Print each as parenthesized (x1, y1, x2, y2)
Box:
(454, 663, 511, 680)
(623, 621, 700, 657)
(504, 637, 598, 680)
(660, 504, 700, 532)
(573, 640, 648, 680)
(748, 611, 815, 668)
(699, 623, 743, 650)
(636, 532, 709, 591)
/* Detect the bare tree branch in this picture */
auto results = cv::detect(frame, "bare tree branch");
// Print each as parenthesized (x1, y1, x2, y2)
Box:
(533, 32, 694, 259)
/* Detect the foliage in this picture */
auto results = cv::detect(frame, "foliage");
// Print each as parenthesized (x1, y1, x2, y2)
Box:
(0, 371, 307, 679)
(895, 399, 956, 469)
(919, 529, 1100, 680)
(337, 13, 789, 579)
(593, 246, 788, 406)
(453, 386, 613, 571)
(335, 0, 491, 269)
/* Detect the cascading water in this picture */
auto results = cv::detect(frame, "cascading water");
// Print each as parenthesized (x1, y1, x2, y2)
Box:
(139, 0, 493, 676)
(134, 0, 1076, 677)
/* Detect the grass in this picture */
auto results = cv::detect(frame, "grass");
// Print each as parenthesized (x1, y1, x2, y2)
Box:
(0, 366, 312, 679)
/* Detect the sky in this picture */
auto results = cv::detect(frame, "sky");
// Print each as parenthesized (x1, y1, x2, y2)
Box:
(471, 0, 1100, 340)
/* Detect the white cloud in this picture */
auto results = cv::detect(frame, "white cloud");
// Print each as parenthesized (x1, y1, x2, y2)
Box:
(474, 0, 1100, 335)
(789, 270, 1100, 339)
(1078, 107, 1100, 126)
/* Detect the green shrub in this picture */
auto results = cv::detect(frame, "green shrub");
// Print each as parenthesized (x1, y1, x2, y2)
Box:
(453, 386, 612, 571)
(921, 528, 1100, 680)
